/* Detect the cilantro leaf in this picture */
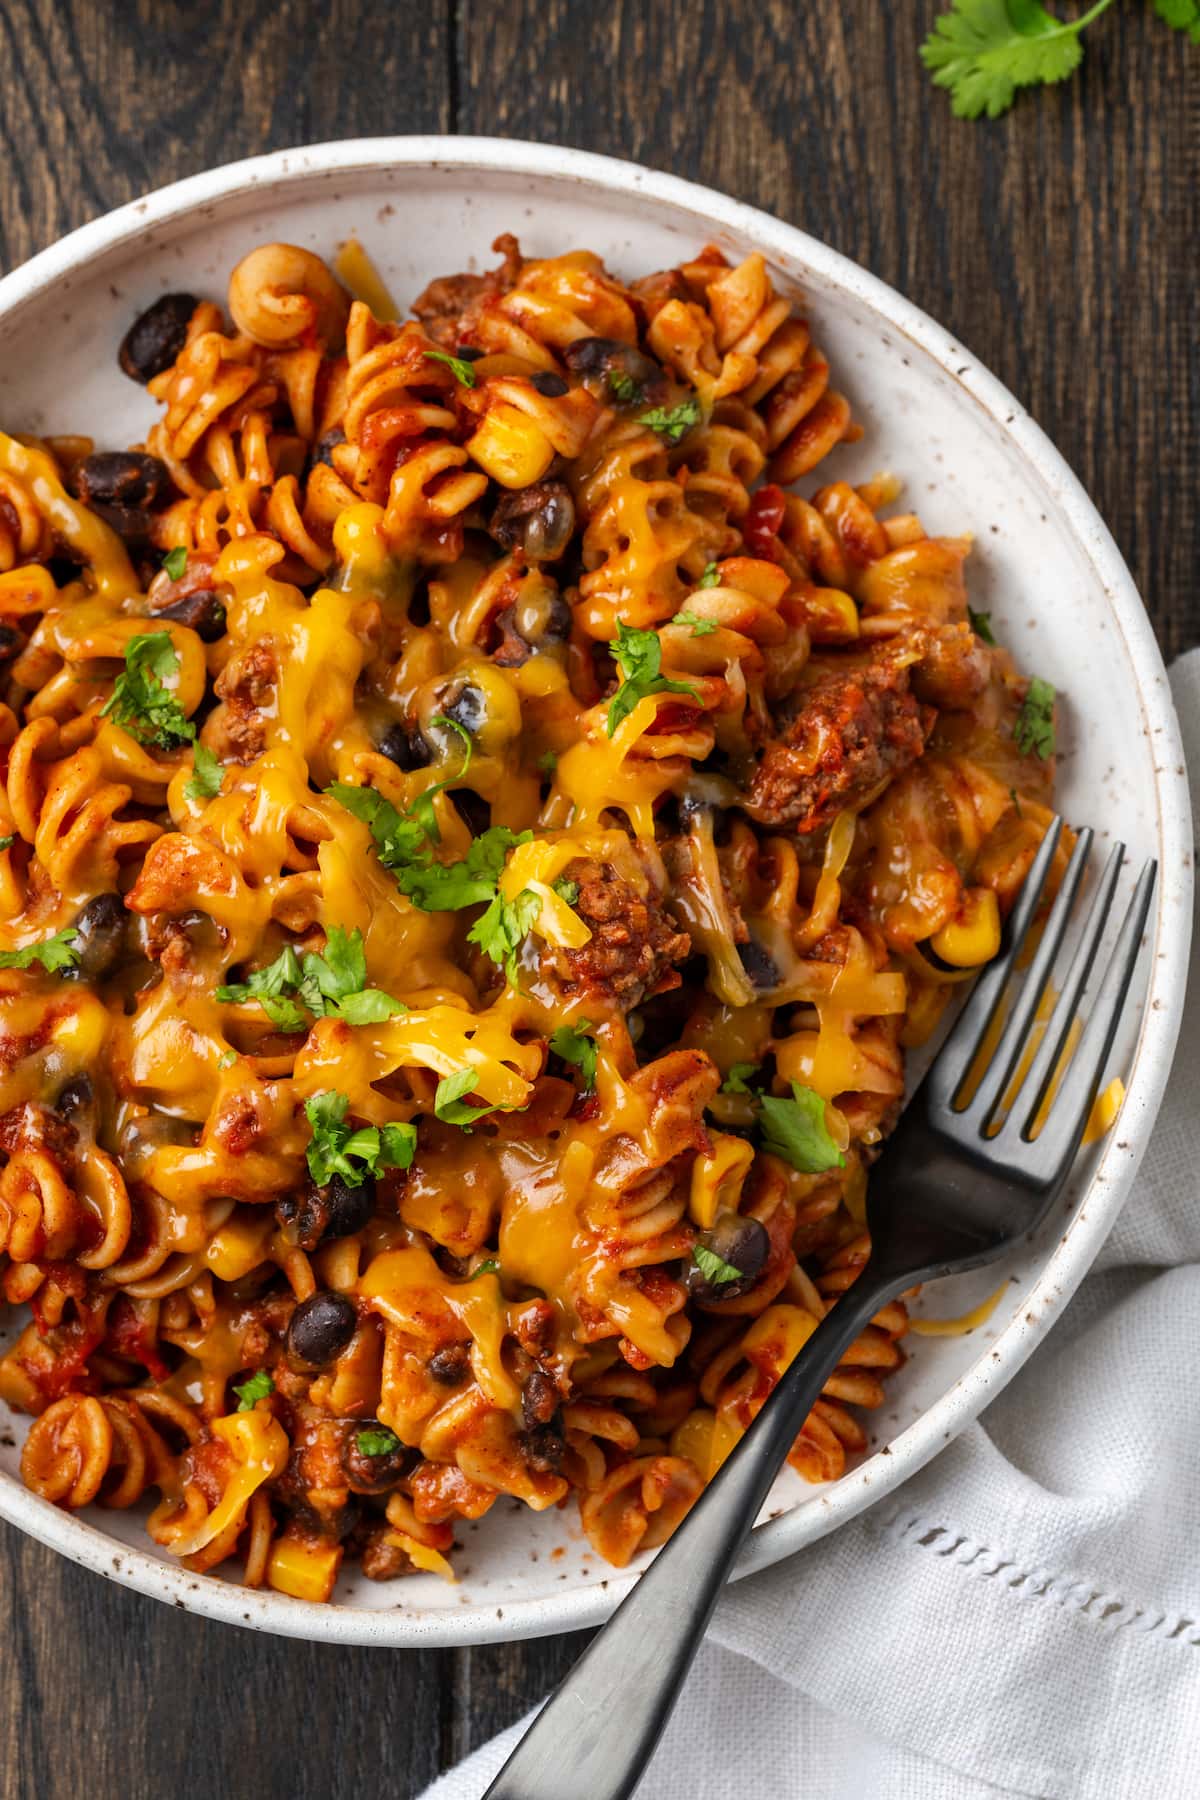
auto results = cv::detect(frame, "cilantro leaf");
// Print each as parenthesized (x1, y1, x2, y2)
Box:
(1154, 0, 1200, 39)
(217, 928, 404, 1029)
(549, 1020, 598, 1092)
(0, 836, 13, 852)
(423, 348, 477, 388)
(233, 1370, 274, 1411)
(398, 826, 532, 914)
(721, 1062, 760, 1096)
(217, 1049, 238, 1069)
(537, 750, 558, 777)
(609, 370, 641, 404)
(468, 885, 541, 985)
(1014, 675, 1056, 759)
(257, 994, 311, 1032)
(759, 1083, 846, 1174)
(0, 927, 81, 974)
(472, 1257, 500, 1277)
(100, 631, 195, 750)
(216, 945, 305, 1008)
(434, 1068, 498, 1129)
(162, 546, 187, 581)
(356, 1425, 402, 1457)
(335, 988, 406, 1025)
(304, 1090, 416, 1187)
(675, 609, 717, 637)
(552, 876, 579, 905)
(638, 398, 701, 442)
(692, 1242, 744, 1286)
(697, 562, 721, 589)
(968, 607, 996, 645)
(920, 0, 1114, 120)
(185, 742, 223, 802)
(606, 622, 700, 737)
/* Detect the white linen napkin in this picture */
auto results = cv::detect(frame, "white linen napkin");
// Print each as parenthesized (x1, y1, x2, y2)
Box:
(421, 652, 1200, 1800)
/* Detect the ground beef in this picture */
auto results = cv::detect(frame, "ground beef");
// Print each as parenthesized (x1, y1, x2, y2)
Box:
(212, 639, 278, 765)
(547, 859, 691, 1009)
(411, 233, 523, 349)
(741, 651, 933, 832)
(360, 1526, 413, 1582)
(908, 621, 992, 710)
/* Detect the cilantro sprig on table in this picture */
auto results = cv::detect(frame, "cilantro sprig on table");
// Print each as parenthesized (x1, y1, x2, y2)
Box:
(216, 925, 405, 1032)
(100, 631, 195, 751)
(606, 622, 700, 737)
(921, 1, 1195, 120)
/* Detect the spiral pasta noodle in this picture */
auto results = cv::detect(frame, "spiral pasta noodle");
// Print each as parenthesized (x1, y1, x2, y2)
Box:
(0, 232, 1068, 1598)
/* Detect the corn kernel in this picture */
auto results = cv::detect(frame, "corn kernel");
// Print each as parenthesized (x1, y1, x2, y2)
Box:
(688, 1132, 755, 1230)
(205, 1212, 274, 1281)
(467, 405, 555, 488)
(267, 1535, 343, 1603)
(670, 1407, 742, 1480)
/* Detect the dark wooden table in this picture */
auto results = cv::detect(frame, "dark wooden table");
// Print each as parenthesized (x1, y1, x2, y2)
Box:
(0, 2, 1195, 1794)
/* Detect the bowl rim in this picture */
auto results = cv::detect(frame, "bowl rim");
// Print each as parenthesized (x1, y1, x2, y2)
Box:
(0, 134, 1190, 1647)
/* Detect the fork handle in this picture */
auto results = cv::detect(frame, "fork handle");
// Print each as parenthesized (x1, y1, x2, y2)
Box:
(483, 1264, 899, 1800)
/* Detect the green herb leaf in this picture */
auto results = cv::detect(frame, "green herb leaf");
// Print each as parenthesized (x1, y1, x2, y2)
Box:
(185, 742, 223, 802)
(434, 1068, 498, 1130)
(537, 749, 558, 777)
(692, 1242, 744, 1286)
(0, 927, 81, 974)
(100, 631, 195, 750)
(257, 994, 311, 1032)
(721, 1062, 760, 1096)
(758, 1082, 846, 1174)
(608, 370, 641, 404)
(549, 1020, 598, 1092)
(698, 562, 720, 589)
(1009, 786, 1024, 818)
(1014, 675, 1056, 759)
(397, 826, 532, 914)
(356, 1425, 401, 1457)
(675, 609, 717, 637)
(217, 1049, 238, 1070)
(606, 621, 700, 737)
(162, 546, 188, 581)
(233, 1370, 274, 1411)
(638, 397, 701, 442)
(335, 988, 406, 1025)
(1153, 0, 1200, 41)
(968, 607, 996, 645)
(215, 928, 404, 1031)
(920, 0, 1114, 120)
(467, 885, 541, 986)
(423, 348, 477, 388)
(0, 836, 12, 852)
(552, 877, 579, 906)
(472, 1258, 500, 1277)
(304, 1090, 415, 1187)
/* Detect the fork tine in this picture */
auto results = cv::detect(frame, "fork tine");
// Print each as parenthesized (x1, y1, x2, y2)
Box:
(993, 841, 1123, 1139)
(927, 816, 1063, 1110)
(1016, 857, 1157, 1161)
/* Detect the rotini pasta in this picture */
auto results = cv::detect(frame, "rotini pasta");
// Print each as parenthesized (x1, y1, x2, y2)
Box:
(0, 234, 1065, 1598)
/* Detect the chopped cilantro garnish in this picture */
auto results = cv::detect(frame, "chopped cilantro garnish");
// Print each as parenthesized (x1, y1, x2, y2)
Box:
(233, 1370, 274, 1411)
(356, 1425, 401, 1458)
(537, 749, 558, 777)
(304, 1090, 417, 1188)
(698, 563, 720, 589)
(0, 836, 12, 852)
(721, 1062, 760, 1096)
(1014, 676, 1056, 759)
(162, 546, 187, 581)
(608, 370, 641, 404)
(675, 609, 717, 637)
(216, 927, 405, 1032)
(434, 1068, 499, 1130)
(552, 877, 579, 905)
(758, 1083, 846, 1174)
(217, 1049, 238, 1070)
(606, 622, 699, 737)
(1010, 786, 1024, 818)
(100, 631, 195, 751)
(549, 1020, 598, 1092)
(468, 886, 541, 986)
(472, 1258, 500, 1278)
(638, 398, 701, 443)
(968, 607, 996, 645)
(692, 1242, 744, 1287)
(0, 927, 80, 974)
(423, 348, 477, 388)
(185, 742, 224, 802)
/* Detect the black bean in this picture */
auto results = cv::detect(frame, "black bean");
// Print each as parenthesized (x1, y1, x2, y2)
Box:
(70, 451, 168, 510)
(455, 346, 484, 363)
(686, 1213, 770, 1304)
(530, 371, 569, 398)
(450, 789, 491, 837)
(377, 722, 431, 771)
(87, 503, 157, 547)
(428, 1344, 470, 1386)
(490, 481, 576, 563)
(118, 293, 197, 384)
(439, 683, 486, 735)
(276, 1173, 375, 1249)
(308, 427, 346, 473)
(562, 336, 664, 395)
(519, 1424, 565, 1474)
(55, 1074, 94, 1120)
(0, 624, 21, 663)
(324, 1173, 375, 1239)
(341, 1424, 419, 1495)
(286, 1291, 358, 1369)
(738, 939, 780, 991)
(152, 588, 227, 643)
(66, 893, 126, 983)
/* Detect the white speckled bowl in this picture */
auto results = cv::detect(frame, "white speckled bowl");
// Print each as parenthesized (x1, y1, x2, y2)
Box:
(0, 138, 1189, 1646)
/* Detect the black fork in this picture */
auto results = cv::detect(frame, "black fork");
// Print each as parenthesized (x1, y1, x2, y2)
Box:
(485, 820, 1157, 1800)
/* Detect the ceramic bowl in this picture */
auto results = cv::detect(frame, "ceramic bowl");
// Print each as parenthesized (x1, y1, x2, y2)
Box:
(0, 137, 1189, 1645)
